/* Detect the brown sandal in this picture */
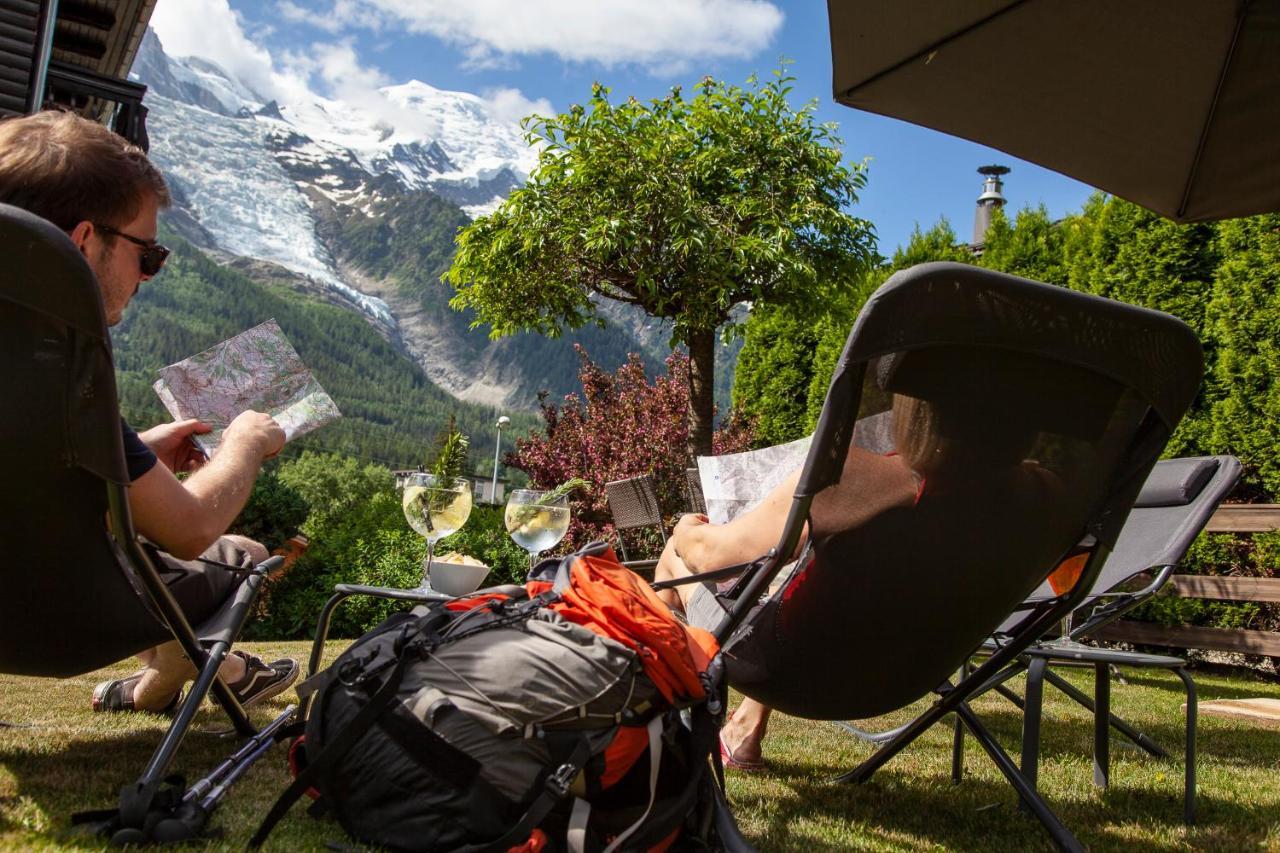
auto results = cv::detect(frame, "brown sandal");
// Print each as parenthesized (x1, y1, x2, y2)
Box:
(91, 673, 181, 715)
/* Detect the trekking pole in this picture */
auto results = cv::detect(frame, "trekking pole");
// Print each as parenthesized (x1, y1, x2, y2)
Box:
(198, 706, 298, 810)
(151, 706, 298, 844)
(184, 705, 298, 805)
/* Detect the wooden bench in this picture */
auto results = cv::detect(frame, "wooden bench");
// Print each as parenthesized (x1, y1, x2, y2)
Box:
(1088, 504, 1280, 656)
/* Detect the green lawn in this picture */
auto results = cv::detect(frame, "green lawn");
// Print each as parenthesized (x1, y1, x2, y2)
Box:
(2, 643, 1278, 851)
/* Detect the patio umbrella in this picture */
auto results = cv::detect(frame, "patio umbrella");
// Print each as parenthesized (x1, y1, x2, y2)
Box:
(828, 0, 1280, 222)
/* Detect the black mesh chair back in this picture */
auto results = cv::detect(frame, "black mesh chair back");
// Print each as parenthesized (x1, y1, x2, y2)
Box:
(605, 475, 666, 561)
(0, 203, 172, 675)
(714, 263, 1203, 721)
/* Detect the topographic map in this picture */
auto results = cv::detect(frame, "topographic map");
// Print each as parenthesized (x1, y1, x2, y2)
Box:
(694, 412, 897, 524)
(696, 435, 814, 524)
(153, 319, 341, 454)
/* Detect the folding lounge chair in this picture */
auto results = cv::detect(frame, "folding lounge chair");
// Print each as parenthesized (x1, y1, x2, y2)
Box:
(968, 454, 1241, 824)
(659, 263, 1203, 852)
(0, 204, 291, 844)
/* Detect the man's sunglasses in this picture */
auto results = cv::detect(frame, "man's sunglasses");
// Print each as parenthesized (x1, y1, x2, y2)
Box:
(95, 223, 170, 276)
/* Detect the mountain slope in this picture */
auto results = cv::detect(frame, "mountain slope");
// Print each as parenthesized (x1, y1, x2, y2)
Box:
(132, 28, 671, 409)
(113, 230, 535, 469)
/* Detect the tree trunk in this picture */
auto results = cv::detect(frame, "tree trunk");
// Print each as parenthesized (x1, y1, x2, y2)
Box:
(686, 328, 716, 460)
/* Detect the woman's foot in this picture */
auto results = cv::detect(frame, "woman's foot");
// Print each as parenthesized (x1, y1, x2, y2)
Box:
(718, 702, 771, 771)
(719, 730, 768, 771)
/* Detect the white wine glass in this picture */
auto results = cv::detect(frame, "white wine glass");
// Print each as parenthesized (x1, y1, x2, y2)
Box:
(504, 489, 571, 570)
(401, 473, 473, 592)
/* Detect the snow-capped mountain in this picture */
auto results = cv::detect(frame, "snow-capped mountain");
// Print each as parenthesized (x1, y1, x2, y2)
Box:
(129, 29, 668, 409)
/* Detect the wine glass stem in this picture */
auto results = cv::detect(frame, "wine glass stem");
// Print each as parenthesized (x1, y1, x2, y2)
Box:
(423, 537, 436, 589)
(528, 549, 539, 572)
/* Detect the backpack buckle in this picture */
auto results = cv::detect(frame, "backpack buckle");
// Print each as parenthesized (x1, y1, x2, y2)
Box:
(546, 763, 576, 798)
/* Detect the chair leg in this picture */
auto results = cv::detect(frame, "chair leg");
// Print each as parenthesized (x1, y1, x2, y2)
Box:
(308, 590, 353, 678)
(115, 637, 242, 838)
(1042, 668, 1168, 758)
(1093, 662, 1110, 789)
(1175, 667, 1197, 825)
(833, 720, 914, 745)
(955, 702, 1084, 853)
(951, 711, 965, 783)
(1020, 656, 1048, 794)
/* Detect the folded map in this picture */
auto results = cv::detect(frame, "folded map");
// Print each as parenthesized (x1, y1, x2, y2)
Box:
(153, 319, 341, 454)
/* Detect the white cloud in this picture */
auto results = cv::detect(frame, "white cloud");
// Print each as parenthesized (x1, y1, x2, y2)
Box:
(481, 88, 555, 127)
(277, 0, 783, 70)
(150, 0, 557, 139)
(150, 0, 282, 100)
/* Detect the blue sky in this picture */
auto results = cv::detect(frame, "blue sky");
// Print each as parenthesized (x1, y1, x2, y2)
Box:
(151, 0, 1098, 255)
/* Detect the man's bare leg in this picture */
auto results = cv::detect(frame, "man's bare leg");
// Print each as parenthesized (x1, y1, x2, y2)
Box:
(129, 535, 267, 710)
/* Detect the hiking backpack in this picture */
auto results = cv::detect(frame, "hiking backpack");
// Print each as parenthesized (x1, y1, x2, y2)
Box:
(252, 542, 748, 852)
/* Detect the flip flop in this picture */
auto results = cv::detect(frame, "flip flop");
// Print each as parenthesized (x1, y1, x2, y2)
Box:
(719, 731, 768, 772)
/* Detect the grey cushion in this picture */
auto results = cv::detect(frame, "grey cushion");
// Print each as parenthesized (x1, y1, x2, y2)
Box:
(1135, 457, 1219, 507)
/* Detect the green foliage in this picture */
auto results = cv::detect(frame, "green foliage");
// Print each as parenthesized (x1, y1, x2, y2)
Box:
(446, 67, 876, 452)
(732, 303, 825, 445)
(248, 452, 530, 639)
(977, 205, 1067, 284)
(230, 462, 309, 550)
(113, 227, 535, 471)
(429, 417, 470, 482)
(1205, 214, 1280, 495)
(736, 219, 968, 440)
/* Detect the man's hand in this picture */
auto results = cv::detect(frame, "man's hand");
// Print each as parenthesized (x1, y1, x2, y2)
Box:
(139, 419, 212, 474)
(222, 410, 285, 461)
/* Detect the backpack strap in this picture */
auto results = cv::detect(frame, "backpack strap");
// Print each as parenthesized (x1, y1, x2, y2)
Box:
(248, 646, 414, 848)
(565, 714, 665, 853)
(457, 736, 595, 853)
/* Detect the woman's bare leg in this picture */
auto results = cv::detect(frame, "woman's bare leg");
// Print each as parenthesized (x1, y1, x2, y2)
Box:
(721, 698, 772, 765)
(653, 537, 699, 612)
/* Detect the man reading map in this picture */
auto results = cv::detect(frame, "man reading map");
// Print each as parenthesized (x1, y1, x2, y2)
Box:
(0, 111, 299, 713)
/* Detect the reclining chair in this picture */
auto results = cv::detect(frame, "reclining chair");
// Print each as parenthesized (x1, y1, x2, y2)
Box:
(0, 204, 291, 844)
(969, 454, 1241, 824)
(659, 263, 1203, 852)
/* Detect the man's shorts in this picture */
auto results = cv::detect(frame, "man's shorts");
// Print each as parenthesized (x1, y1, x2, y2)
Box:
(146, 538, 250, 626)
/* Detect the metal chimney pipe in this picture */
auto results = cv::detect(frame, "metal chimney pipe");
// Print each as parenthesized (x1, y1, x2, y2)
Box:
(972, 165, 1010, 246)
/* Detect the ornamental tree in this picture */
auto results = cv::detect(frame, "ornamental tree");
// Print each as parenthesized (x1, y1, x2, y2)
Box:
(509, 347, 754, 556)
(445, 69, 875, 457)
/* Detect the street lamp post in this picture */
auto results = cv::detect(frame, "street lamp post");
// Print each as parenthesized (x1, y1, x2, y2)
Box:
(491, 416, 510, 503)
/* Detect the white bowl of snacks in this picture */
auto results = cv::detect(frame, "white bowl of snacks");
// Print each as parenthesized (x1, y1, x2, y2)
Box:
(428, 552, 491, 596)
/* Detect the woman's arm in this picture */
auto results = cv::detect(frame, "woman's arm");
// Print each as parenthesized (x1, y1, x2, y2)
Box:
(672, 469, 803, 574)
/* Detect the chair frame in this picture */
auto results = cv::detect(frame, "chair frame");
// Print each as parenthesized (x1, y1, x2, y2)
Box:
(0, 203, 290, 843)
(660, 263, 1203, 853)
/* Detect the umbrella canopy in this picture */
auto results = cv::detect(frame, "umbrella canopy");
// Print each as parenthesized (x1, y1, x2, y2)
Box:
(829, 0, 1280, 222)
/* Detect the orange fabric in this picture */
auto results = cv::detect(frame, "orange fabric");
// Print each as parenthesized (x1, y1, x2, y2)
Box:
(543, 551, 719, 704)
(1047, 551, 1090, 596)
(444, 592, 511, 612)
(507, 828, 549, 852)
(599, 725, 650, 788)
